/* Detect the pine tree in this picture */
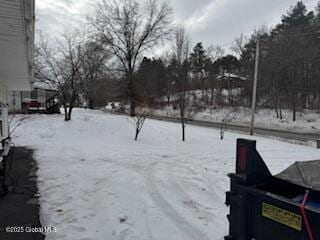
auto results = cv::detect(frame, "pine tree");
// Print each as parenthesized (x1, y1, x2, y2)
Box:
(281, 1, 314, 27)
(190, 42, 207, 74)
(136, 57, 166, 103)
(189, 42, 211, 103)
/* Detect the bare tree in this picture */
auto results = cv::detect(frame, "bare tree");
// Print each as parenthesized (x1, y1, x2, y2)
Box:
(131, 106, 153, 141)
(91, 0, 173, 116)
(35, 29, 100, 121)
(172, 26, 191, 142)
(207, 44, 225, 62)
(79, 41, 110, 108)
(206, 45, 224, 104)
(219, 108, 236, 140)
(9, 115, 31, 136)
(134, 115, 146, 141)
(231, 33, 247, 57)
(133, 111, 146, 141)
(161, 51, 175, 106)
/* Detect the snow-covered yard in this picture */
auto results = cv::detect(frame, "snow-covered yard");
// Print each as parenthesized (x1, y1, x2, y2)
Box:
(13, 109, 320, 240)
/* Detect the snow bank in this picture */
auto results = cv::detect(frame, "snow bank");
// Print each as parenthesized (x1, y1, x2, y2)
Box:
(152, 106, 320, 133)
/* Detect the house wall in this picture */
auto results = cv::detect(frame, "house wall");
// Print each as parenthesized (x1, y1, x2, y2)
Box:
(8, 91, 22, 113)
(0, 0, 34, 91)
(217, 77, 247, 89)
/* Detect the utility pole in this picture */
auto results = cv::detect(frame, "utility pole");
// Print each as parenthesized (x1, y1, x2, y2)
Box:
(250, 39, 260, 135)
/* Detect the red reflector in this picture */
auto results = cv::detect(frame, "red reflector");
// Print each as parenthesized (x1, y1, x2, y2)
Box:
(238, 146, 247, 172)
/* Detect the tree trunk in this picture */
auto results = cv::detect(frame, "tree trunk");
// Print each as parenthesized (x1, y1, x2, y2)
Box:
(292, 92, 296, 122)
(130, 98, 136, 116)
(180, 92, 186, 142)
(291, 68, 297, 122)
(88, 98, 94, 109)
(67, 107, 73, 121)
(135, 129, 139, 141)
(182, 121, 185, 142)
(202, 81, 205, 103)
(228, 72, 233, 105)
(211, 78, 214, 105)
(275, 87, 279, 119)
(64, 105, 69, 121)
(128, 70, 136, 116)
(279, 101, 283, 120)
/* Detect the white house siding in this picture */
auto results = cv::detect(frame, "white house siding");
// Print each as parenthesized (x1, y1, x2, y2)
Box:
(0, 0, 35, 139)
(8, 91, 22, 113)
(0, 0, 34, 92)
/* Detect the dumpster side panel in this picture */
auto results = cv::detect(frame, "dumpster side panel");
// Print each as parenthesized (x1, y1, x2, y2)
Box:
(248, 189, 320, 240)
(250, 197, 303, 240)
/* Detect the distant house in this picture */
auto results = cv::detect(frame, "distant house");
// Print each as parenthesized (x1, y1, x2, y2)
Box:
(216, 73, 247, 89)
(8, 82, 60, 114)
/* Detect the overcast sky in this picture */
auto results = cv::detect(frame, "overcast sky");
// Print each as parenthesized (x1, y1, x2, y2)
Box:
(36, 0, 319, 53)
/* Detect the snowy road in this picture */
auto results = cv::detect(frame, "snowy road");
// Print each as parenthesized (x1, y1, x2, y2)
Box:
(13, 109, 320, 240)
(150, 115, 320, 142)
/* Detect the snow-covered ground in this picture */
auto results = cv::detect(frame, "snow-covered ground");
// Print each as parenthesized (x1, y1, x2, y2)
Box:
(152, 106, 320, 133)
(13, 109, 320, 240)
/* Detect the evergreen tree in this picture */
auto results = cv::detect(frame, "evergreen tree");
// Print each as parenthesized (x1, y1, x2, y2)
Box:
(189, 42, 211, 102)
(190, 42, 208, 74)
(281, 1, 314, 27)
(136, 57, 166, 103)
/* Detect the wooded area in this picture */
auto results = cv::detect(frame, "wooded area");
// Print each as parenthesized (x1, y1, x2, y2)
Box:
(35, 0, 320, 123)
(134, 1, 320, 123)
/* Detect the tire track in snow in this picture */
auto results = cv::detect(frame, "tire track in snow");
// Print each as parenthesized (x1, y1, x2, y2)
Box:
(178, 163, 225, 204)
(145, 161, 210, 240)
(156, 153, 224, 204)
(163, 162, 227, 235)
(144, 209, 154, 240)
(100, 157, 210, 240)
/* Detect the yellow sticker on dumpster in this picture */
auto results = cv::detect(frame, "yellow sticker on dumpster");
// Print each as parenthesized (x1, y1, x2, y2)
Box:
(262, 203, 302, 231)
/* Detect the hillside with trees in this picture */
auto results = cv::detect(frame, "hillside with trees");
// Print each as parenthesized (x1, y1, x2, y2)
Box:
(132, 1, 320, 125)
(35, 0, 320, 127)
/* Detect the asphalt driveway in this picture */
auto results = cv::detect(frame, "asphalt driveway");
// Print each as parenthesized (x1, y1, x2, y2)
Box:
(0, 147, 44, 240)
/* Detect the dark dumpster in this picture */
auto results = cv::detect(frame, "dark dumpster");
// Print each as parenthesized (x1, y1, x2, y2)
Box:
(225, 138, 320, 240)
